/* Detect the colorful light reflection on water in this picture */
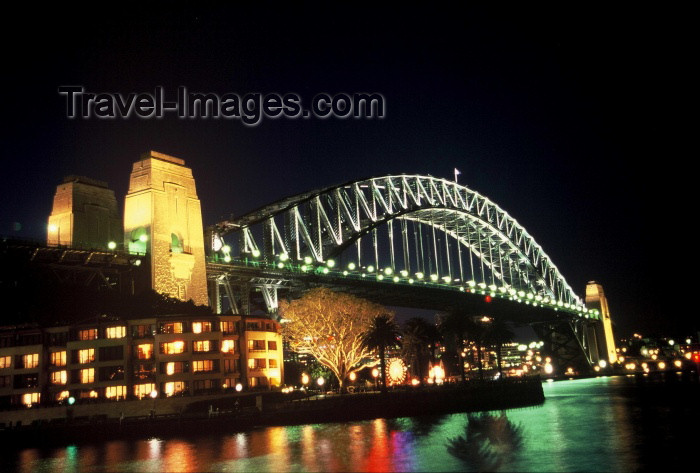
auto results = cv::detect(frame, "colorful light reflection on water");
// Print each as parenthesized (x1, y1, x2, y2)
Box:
(6, 376, 697, 472)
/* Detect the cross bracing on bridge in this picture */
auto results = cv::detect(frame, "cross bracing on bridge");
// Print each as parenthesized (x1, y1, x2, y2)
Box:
(210, 175, 597, 320)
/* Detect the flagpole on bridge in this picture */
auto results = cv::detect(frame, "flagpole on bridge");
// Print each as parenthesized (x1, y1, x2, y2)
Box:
(454, 168, 461, 183)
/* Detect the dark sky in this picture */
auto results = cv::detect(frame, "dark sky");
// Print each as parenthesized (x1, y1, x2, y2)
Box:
(0, 4, 691, 337)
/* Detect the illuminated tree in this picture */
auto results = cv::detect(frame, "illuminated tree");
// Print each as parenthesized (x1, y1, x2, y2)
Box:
(279, 288, 389, 391)
(361, 314, 402, 392)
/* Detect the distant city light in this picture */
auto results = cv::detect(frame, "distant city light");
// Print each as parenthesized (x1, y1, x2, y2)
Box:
(235, 383, 243, 392)
(107, 241, 117, 250)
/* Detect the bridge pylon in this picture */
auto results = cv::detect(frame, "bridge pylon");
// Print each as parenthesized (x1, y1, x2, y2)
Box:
(123, 151, 209, 306)
(585, 281, 617, 365)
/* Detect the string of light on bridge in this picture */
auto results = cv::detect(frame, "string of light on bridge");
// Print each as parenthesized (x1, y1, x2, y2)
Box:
(213, 244, 599, 320)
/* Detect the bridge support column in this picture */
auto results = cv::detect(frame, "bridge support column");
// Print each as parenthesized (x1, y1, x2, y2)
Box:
(585, 282, 617, 364)
(532, 320, 594, 375)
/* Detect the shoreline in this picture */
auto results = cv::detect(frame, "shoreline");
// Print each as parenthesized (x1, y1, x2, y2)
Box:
(1, 378, 544, 446)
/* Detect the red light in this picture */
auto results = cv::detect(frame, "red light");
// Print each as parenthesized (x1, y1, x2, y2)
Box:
(484, 295, 492, 303)
(692, 352, 700, 363)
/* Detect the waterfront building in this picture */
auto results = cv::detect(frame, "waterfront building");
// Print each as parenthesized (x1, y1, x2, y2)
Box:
(0, 314, 283, 409)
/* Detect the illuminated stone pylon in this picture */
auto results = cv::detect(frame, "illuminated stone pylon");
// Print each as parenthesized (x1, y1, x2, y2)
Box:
(585, 281, 617, 364)
(47, 176, 122, 249)
(123, 151, 208, 306)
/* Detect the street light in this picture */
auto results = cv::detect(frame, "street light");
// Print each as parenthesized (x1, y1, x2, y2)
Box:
(372, 367, 379, 390)
(150, 389, 158, 418)
(301, 373, 310, 389)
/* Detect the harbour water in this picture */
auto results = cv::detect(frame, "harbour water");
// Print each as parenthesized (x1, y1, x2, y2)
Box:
(4, 375, 697, 472)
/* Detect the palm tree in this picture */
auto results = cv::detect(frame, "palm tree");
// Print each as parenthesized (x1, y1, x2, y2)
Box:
(482, 318, 515, 379)
(440, 310, 483, 382)
(361, 314, 402, 392)
(402, 317, 441, 384)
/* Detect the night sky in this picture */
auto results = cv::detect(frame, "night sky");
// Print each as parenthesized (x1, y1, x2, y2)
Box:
(0, 4, 691, 338)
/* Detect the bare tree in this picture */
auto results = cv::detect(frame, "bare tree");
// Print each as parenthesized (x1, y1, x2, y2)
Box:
(279, 288, 389, 391)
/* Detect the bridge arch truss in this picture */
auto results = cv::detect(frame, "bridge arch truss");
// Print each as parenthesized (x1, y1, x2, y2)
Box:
(212, 175, 584, 310)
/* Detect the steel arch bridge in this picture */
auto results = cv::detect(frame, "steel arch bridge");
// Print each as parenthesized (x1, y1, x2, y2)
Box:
(206, 174, 609, 372)
(209, 174, 597, 316)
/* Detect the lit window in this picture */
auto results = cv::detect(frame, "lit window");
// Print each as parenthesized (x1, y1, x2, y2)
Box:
(166, 362, 175, 375)
(164, 381, 187, 397)
(134, 383, 156, 399)
(221, 339, 235, 353)
(22, 392, 40, 407)
(220, 321, 235, 333)
(192, 321, 212, 334)
(248, 340, 265, 351)
(79, 349, 95, 364)
(105, 385, 127, 400)
(56, 391, 70, 401)
(192, 360, 214, 372)
(106, 326, 126, 339)
(136, 344, 153, 359)
(161, 341, 186, 355)
(0, 355, 11, 369)
(161, 323, 183, 334)
(269, 359, 278, 368)
(51, 370, 67, 385)
(80, 368, 95, 384)
(193, 340, 211, 352)
(50, 351, 66, 367)
(248, 358, 266, 369)
(78, 329, 98, 340)
(22, 353, 39, 369)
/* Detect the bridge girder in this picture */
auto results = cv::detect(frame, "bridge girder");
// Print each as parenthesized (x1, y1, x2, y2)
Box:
(213, 175, 583, 308)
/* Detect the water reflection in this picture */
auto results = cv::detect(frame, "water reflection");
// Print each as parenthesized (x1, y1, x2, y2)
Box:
(446, 412, 523, 471)
(5, 377, 697, 472)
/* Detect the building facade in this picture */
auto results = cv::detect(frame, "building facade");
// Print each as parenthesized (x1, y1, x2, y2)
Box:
(0, 314, 283, 409)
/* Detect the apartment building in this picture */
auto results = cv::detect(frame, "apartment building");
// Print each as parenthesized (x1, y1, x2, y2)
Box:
(0, 314, 283, 409)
